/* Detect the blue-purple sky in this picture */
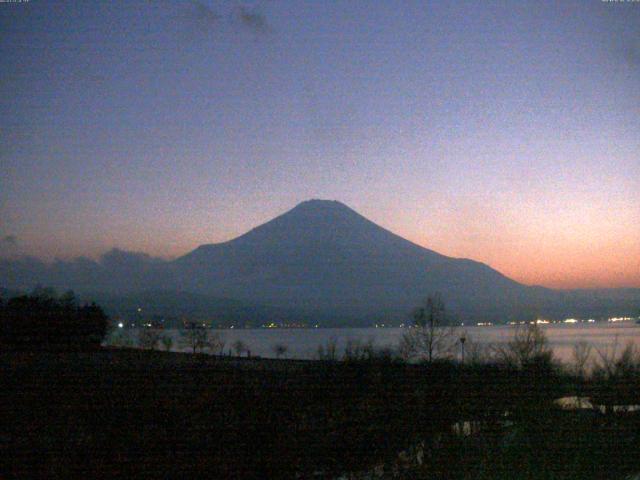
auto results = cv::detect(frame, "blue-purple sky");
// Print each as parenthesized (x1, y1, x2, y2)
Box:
(1, 0, 639, 288)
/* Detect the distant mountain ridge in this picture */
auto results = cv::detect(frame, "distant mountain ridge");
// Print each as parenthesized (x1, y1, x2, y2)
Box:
(1, 200, 638, 325)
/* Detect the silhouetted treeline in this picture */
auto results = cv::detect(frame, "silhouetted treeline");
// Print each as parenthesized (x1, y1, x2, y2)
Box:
(0, 289, 108, 351)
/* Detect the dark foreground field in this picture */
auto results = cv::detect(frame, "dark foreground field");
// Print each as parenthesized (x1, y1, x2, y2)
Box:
(3, 348, 640, 479)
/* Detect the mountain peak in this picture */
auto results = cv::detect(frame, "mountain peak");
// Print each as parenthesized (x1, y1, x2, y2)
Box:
(292, 199, 351, 212)
(279, 199, 371, 228)
(234, 198, 367, 243)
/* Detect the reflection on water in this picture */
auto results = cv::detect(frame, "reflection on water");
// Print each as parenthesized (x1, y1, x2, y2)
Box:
(111, 323, 640, 365)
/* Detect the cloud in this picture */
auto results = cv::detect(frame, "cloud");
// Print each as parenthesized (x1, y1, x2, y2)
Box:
(188, 0, 221, 26)
(234, 6, 271, 34)
(0, 236, 19, 260)
(100, 248, 165, 269)
(158, 1, 271, 37)
(0, 248, 172, 293)
(2, 235, 17, 246)
(623, 40, 640, 67)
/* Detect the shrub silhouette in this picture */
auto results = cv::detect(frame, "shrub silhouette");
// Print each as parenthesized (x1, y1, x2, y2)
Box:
(0, 290, 108, 351)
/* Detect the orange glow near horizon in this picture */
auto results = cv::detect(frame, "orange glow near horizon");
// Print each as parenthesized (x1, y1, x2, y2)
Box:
(15, 202, 639, 290)
(369, 190, 640, 290)
(400, 231, 640, 290)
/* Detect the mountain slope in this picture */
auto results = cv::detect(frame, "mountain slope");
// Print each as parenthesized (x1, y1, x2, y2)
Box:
(171, 200, 536, 321)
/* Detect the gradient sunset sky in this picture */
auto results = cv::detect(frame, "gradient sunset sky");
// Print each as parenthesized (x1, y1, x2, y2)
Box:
(1, 0, 639, 289)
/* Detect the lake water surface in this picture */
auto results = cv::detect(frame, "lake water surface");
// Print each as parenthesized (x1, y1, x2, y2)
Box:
(115, 322, 640, 366)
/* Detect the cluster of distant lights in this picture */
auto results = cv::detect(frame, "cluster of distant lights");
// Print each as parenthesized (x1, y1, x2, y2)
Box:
(115, 307, 638, 330)
(505, 319, 595, 325)
(398, 317, 638, 328)
(396, 317, 638, 328)
(259, 322, 312, 329)
(501, 317, 636, 326)
(118, 322, 155, 328)
(116, 319, 318, 329)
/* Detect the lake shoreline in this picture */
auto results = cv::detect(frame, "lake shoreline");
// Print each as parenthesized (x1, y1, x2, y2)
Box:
(107, 322, 640, 365)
